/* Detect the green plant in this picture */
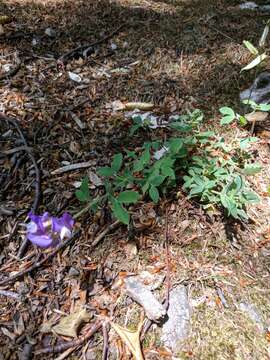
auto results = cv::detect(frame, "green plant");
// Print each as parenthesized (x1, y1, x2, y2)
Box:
(76, 109, 260, 224)
(242, 99, 270, 112)
(219, 107, 247, 126)
(241, 20, 269, 72)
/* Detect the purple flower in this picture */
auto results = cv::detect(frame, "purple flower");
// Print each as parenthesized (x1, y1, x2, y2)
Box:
(26, 212, 74, 248)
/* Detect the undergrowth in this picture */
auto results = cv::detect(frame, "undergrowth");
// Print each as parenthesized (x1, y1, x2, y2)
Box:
(76, 109, 261, 224)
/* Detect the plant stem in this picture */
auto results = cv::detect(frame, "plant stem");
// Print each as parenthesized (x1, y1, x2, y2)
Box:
(73, 196, 105, 219)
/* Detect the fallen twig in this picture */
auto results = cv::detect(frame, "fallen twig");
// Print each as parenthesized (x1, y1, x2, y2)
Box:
(35, 320, 102, 355)
(0, 289, 22, 301)
(51, 161, 93, 175)
(164, 206, 171, 311)
(0, 145, 33, 156)
(0, 230, 81, 286)
(0, 113, 40, 214)
(59, 24, 124, 63)
(92, 221, 120, 247)
(102, 323, 109, 360)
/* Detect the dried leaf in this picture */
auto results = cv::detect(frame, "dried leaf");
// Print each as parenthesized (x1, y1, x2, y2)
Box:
(0, 16, 11, 24)
(245, 111, 268, 123)
(53, 308, 91, 338)
(110, 318, 145, 360)
(1, 327, 16, 340)
(124, 102, 154, 111)
(88, 170, 103, 187)
(241, 53, 268, 71)
(106, 100, 125, 111)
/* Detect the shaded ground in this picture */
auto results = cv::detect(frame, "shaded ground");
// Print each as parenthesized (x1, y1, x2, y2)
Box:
(1, 0, 270, 359)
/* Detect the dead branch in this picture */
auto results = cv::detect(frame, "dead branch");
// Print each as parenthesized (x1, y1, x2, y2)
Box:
(92, 221, 120, 247)
(0, 230, 81, 286)
(0, 289, 22, 301)
(102, 323, 109, 360)
(164, 206, 171, 311)
(35, 320, 102, 355)
(51, 161, 93, 175)
(59, 25, 124, 63)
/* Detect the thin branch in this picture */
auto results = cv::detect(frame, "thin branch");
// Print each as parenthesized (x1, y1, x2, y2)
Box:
(164, 206, 171, 311)
(51, 161, 93, 175)
(59, 25, 124, 63)
(0, 230, 80, 286)
(102, 323, 109, 360)
(0, 145, 33, 156)
(0, 289, 22, 301)
(92, 221, 120, 247)
(35, 320, 102, 355)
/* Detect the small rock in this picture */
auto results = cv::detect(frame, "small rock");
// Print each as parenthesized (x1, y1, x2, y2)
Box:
(161, 285, 191, 353)
(32, 38, 38, 46)
(45, 27, 56, 37)
(239, 302, 265, 332)
(239, 2, 258, 10)
(68, 71, 82, 83)
(240, 72, 270, 104)
(68, 267, 80, 277)
(124, 241, 138, 258)
(124, 276, 166, 322)
(110, 42, 117, 50)
(138, 271, 165, 291)
(2, 64, 12, 73)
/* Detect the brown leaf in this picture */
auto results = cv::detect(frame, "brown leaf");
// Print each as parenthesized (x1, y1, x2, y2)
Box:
(245, 111, 268, 123)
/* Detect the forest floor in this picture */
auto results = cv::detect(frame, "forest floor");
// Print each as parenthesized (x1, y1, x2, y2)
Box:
(1, 0, 270, 359)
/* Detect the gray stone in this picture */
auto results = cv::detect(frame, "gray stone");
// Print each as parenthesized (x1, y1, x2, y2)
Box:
(239, 302, 266, 332)
(161, 285, 191, 354)
(240, 72, 270, 105)
(124, 276, 166, 322)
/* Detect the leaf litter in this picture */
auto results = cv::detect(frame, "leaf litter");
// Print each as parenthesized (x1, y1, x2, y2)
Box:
(1, 0, 270, 359)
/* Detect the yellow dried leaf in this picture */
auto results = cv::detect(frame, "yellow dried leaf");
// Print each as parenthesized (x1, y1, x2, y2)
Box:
(53, 308, 91, 338)
(110, 318, 145, 360)
(0, 15, 11, 25)
(124, 102, 154, 111)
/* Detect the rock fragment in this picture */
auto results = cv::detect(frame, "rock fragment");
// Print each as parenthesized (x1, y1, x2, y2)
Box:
(161, 285, 190, 353)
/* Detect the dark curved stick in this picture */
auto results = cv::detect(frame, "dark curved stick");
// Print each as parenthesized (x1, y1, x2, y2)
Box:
(0, 230, 80, 286)
(59, 24, 124, 63)
(0, 113, 41, 257)
(35, 320, 102, 355)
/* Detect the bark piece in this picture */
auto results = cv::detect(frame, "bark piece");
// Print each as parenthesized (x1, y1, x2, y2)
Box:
(161, 285, 190, 353)
(124, 276, 166, 322)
